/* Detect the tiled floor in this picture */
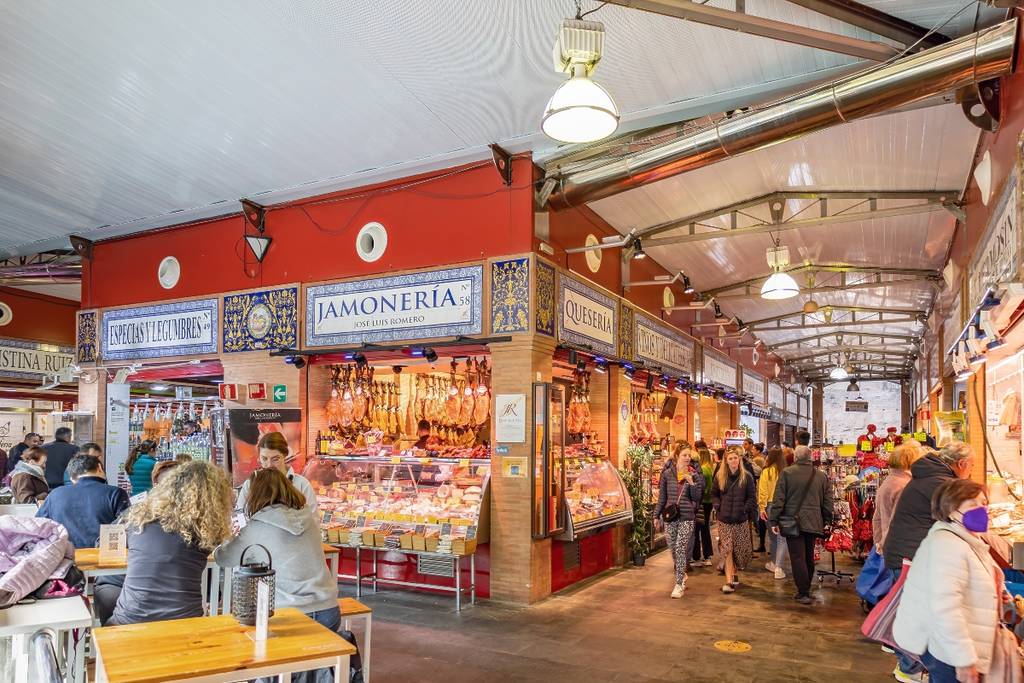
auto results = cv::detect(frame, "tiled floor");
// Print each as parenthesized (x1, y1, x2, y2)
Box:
(348, 548, 895, 682)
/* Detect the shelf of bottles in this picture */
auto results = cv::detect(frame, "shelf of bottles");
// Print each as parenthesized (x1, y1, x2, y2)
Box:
(129, 399, 218, 462)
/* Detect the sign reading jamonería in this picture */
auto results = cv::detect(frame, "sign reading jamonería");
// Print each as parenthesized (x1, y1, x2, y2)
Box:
(635, 314, 693, 377)
(559, 276, 617, 358)
(305, 265, 483, 346)
(102, 299, 218, 361)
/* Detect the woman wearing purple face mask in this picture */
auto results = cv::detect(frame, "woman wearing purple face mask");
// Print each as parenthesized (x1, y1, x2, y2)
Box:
(893, 480, 1007, 683)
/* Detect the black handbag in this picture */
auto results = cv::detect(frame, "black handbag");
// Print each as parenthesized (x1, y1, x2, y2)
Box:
(693, 503, 706, 527)
(660, 480, 688, 524)
(778, 470, 816, 538)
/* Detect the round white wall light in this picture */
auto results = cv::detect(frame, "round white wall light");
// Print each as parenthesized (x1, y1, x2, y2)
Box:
(356, 222, 388, 263)
(157, 256, 181, 289)
(584, 234, 602, 273)
(0, 302, 13, 326)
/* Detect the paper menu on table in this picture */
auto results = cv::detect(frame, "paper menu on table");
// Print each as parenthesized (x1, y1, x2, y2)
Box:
(99, 524, 127, 564)
(255, 580, 270, 641)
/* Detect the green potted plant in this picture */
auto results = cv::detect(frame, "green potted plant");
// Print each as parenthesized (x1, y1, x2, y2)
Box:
(620, 444, 653, 566)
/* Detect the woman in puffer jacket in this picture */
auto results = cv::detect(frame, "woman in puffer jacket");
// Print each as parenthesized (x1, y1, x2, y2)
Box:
(893, 479, 1008, 683)
(712, 447, 757, 594)
(653, 444, 704, 599)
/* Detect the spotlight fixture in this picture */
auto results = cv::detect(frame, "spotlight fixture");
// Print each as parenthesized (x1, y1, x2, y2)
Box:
(956, 365, 975, 381)
(645, 373, 655, 391)
(576, 359, 587, 373)
(623, 363, 635, 380)
(423, 348, 438, 364)
(846, 379, 860, 392)
(285, 355, 307, 370)
(735, 318, 748, 333)
(658, 375, 669, 390)
(760, 243, 799, 300)
(822, 306, 834, 324)
(682, 275, 695, 294)
(542, 18, 619, 143)
(150, 384, 169, 392)
(568, 349, 579, 366)
(714, 302, 727, 322)
(631, 238, 647, 260)
(988, 336, 1007, 350)
(353, 353, 368, 367)
(594, 357, 608, 374)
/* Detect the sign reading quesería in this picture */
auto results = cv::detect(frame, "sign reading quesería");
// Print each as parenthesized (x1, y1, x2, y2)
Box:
(306, 266, 483, 346)
(102, 299, 218, 360)
(559, 276, 617, 357)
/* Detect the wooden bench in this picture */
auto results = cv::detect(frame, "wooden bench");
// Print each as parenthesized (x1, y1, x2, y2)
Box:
(338, 598, 372, 682)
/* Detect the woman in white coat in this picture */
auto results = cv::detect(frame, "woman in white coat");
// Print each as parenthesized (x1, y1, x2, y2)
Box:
(893, 479, 1002, 683)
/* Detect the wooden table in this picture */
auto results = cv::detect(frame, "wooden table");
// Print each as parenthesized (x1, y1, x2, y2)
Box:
(92, 608, 356, 683)
(0, 596, 92, 683)
(338, 598, 372, 682)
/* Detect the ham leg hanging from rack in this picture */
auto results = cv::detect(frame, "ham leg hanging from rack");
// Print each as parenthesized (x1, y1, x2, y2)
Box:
(473, 357, 490, 426)
(339, 366, 355, 429)
(459, 359, 475, 426)
(445, 360, 460, 425)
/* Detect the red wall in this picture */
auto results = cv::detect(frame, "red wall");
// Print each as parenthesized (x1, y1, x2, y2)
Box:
(83, 158, 535, 308)
(0, 287, 77, 346)
(952, 10, 1024, 271)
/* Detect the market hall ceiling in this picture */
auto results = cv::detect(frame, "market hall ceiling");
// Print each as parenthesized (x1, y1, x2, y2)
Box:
(0, 0, 1010, 379)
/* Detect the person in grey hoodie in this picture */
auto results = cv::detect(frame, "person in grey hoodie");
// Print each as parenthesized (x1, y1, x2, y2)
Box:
(215, 468, 340, 683)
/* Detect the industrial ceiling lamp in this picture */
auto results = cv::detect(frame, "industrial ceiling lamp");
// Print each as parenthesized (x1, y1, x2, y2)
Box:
(542, 14, 619, 144)
(682, 275, 695, 294)
(829, 365, 849, 381)
(760, 242, 799, 300)
(802, 273, 819, 313)
(631, 238, 647, 260)
(846, 378, 860, 392)
(822, 305, 834, 324)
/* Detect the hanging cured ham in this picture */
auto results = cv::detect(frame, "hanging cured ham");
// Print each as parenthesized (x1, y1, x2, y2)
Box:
(445, 360, 460, 425)
(459, 360, 475, 426)
(339, 366, 355, 429)
(352, 366, 368, 424)
(473, 358, 490, 426)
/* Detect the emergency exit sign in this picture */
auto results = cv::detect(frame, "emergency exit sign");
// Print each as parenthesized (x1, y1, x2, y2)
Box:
(272, 384, 287, 403)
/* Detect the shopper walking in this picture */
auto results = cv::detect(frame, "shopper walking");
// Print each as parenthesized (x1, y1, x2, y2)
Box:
(42, 427, 78, 489)
(893, 479, 1007, 683)
(872, 441, 924, 555)
(10, 446, 49, 504)
(768, 441, 833, 605)
(216, 468, 353, 682)
(125, 439, 158, 497)
(654, 445, 704, 598)
(712, 448, 757, 593)
(691, 447, 715, 567)
(758, 448, 789, 580)
(752, 444, 767, 553)
(100, 461, 232, 625)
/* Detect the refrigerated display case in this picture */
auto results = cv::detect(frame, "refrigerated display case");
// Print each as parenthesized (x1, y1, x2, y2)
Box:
(557, 456, 632, 541)
(532, 382, 567, 539)
(306, 455, 491, 543)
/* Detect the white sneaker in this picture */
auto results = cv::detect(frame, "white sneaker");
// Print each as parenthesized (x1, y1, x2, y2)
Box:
(765, 561, 776, 572)
(671, 584, 684, 599)
(774, 567, 786, 580)
(703, 559, 713, 567)
(892, 667, 926, 682)
(721, 584, 735, 594)
(881, 645, 895, 654)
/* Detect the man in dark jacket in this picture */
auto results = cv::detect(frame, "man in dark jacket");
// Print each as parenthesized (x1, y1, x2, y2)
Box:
(42, 427, 79, 489)
(883, 441, 973, 571)
(769, 445, 833, 604)
(5, 432, 41, 474)
(36, 452, 129, 548)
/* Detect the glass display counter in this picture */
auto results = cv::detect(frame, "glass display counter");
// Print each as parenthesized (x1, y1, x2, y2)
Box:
(306, 455, 490, 544)
(557, 457, 632, 541)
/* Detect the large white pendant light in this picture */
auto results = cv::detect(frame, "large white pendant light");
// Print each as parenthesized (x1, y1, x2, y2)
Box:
(829, 365, 849, 380)
(761, 271, 800, 300)
(543, 64, 619, 143)
(542, 18, 619, 144)
(760, 243, 799, 300)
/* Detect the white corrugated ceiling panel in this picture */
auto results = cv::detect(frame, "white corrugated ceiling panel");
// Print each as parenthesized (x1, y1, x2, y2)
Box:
(0, 0, 895, 257)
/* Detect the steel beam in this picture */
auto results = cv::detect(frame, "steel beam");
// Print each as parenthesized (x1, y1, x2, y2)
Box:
(782, 0, 949, 49)
(767, 331, 920, 349)
(750, 316, 920, 331)
(643, 201, 949, 248)
(782, 346, 916, 361)
(604, 0, 899, 61)
(699, 264, 940, 297)
(744, 306, 924, 328)
(712, 276, 938, 300)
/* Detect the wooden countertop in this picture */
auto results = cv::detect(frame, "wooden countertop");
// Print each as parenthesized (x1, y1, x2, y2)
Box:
(74, 547, 124, 572)
(93, 607, 356, 683)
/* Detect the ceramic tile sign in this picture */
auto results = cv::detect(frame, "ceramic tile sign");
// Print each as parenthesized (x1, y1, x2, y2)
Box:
(102, 298, 218, 360)
(559, 275, 617, 358)
(495, 394, 526, 443)
(702, 350, 737, 389)
(635, 313, 693, 377)
(969, 169, 1019, 304)
(0, 339, 74, 379)
(743, 370, 766, 404)
(305, 265, 483, 346)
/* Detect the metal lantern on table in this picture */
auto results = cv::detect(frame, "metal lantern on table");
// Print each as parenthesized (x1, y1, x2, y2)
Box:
(231, 544, 275, 626)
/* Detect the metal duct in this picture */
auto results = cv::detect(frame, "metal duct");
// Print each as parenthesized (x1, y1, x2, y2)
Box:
(547, 19, 1018, 209)
(0, 264, 81, 280)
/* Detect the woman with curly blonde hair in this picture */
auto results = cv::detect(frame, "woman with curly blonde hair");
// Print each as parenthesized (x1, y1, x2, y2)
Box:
(101, 461, 232, 625)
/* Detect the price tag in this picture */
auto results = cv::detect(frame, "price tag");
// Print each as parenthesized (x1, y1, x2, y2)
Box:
(419, 457, 432, 465)
(347, 483, 357, 492)
(322, 511, 334, 524)
(391, 456, 402, 464)
(356, 515, 367, 527)
(859, 440, 872, 451)
(414, 524, 426, 535)
(441, 523, 453, 536)
(459, 459, 471, 467)
(467, 525, 477, 540)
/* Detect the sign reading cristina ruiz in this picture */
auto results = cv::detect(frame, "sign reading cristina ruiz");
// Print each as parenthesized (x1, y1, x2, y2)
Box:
(635, 314, 693, 376)
(102, 299, 218, 361)
(0, 339, 73, 379)
(306, 265, 483, 346)
(558, 276, 617, 358)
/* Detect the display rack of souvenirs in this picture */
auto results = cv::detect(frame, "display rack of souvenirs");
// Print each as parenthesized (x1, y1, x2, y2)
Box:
(318, 358, 491, 459)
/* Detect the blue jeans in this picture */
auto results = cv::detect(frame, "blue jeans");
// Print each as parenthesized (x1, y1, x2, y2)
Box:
(890, 568, 924, 675)
(920, 651, 958, 683)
